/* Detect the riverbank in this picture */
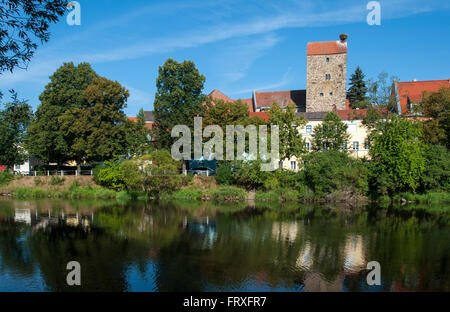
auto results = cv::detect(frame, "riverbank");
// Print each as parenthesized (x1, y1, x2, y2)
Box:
(1, 176, 449, 209)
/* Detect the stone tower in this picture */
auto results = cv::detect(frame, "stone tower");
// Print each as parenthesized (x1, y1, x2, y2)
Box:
(306, 34, 348, 112)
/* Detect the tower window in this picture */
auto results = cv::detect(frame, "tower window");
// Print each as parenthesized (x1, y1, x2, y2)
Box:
(329, 92, 333, 96)
(320, 93, 324, 97)
(326, 57, 330, 63)
(325, 74, 331, 80)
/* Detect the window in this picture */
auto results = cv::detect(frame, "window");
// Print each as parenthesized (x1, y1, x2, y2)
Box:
(326, 57, 330, 63)
(364, 141, 370, 150)
(14, 164, 21, 170)
(305, 142, 310, 151)
(306, 125, 312, 133)
(353, 141, 359, 151)
(347, 124, 357, 133)
(320, 93, 324, 97)
(279, 160, 283, 169)
(325, 74, 331, 80)
(290, 161, 297, 170)
(329, 92, 333, 96)
(342, 142, 347, 151)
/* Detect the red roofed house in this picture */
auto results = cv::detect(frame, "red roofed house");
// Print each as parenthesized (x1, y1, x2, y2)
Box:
(392, 79, 450, 116)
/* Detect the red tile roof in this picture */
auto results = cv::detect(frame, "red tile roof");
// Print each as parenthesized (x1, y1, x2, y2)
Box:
(249, 112, 269, 122)
(208, 89, 255, 113)
(208, 89, 233, 102)
(254, 90, 306, 110)
(127, 117, 153, 129)
(307, 40, 347, 56)
(396, 79, 450, 115)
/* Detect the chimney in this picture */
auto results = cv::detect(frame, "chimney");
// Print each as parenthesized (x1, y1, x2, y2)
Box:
(339, 33, 348, 42)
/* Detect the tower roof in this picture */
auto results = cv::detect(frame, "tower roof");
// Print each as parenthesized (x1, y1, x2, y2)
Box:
(307, 40, 347, 56)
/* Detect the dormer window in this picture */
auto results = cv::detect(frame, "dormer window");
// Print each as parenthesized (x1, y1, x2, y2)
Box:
(325, 74, 331, 80)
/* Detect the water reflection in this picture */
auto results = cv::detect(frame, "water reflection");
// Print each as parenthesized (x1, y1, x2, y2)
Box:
(0, 199, 448, 292)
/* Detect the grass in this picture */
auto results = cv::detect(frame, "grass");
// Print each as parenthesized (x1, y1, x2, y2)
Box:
(255, 187, 314, 202)
(13, 185, 120, 200)
(168, 187, 203, 201)
(210, 186, 247, 202)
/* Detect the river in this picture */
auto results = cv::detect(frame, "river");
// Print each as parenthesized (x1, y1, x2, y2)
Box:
(0, 199, 448, 291)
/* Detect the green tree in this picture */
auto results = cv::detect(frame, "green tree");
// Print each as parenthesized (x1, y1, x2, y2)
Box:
(0, 91, 33, 170)
(0, 0, 67, 73)
(303, 150, 368, 197)
(126, 108, 152, 157)
(369, 116, 426, 195)
(26, 62, 99, 166)
(141, 150, 182, 198)
(268, 102, 307, 162)
(58, 77, 130, 168)
(347, 66, 368, 108)
(420, 145, 450, 192)
(311, 111, 350, 152)
(416, 87, 450, 149)
(153, 58, 206, 150)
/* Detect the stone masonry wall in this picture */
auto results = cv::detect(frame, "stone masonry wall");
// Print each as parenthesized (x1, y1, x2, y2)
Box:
(306, 53, 347, 112)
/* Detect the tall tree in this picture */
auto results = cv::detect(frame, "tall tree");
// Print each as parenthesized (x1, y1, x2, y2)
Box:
(0, 0, 67, 73)
(58, 77, 130, 169)
(153, 58, 206, 150)
(347, 66, 368, 108)
(26, 62, 99, 166)
(311, 111, 350, 152)
(416, 87, 450, 149)
(0, 91, 33, 169)
(366, 71, 399, 109)
(268, 102, 307, 161)
(126, 108, 153, 157)
(369, 116, 426, 195)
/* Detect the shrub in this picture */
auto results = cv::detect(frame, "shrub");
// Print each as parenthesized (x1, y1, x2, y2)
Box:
(233, 160, 269, 189)
(34, 177, 43, 186)
(211, 186, 247, 202)
(216, 161, 234, 185)
(0, 171, 14, 186)
(50, 176, 65, 185)
(263, 175, 279, 190)
(93, 156, 126, 191)
(304, 150, 368, 198)
(420, 145, 450, 192)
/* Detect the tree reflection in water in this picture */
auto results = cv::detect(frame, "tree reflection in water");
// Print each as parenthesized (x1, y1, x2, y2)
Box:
(0, 199, 448, 292)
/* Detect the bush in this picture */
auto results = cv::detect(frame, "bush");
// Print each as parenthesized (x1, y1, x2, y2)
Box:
(211, 186, 247, 202)
(0, 171, 14, 186)
(50, 176, 65, 185)
(93, 156, 126, 191)
(233, 160, 269, 189)
(420, 145, 450, 192)
(216, 161, 234, 185)
(34, 177, 43, 186)
(304, 150, 368, 198)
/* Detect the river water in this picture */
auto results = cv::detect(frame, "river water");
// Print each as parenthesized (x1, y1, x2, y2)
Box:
(0, 199, 448, 291)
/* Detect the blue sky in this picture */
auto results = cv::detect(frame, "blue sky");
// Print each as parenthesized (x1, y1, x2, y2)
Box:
(1, 0, 450, 116)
